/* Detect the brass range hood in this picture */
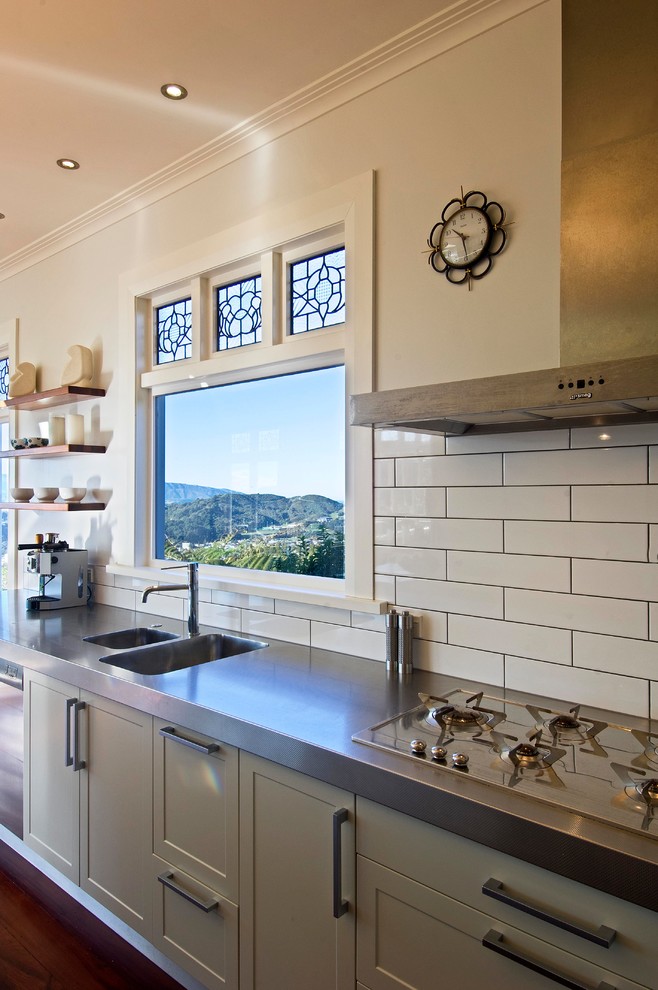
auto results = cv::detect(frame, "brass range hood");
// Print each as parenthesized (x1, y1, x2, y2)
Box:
(350, 354, 658, 436)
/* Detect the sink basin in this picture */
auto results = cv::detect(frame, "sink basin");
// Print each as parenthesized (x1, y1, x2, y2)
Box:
(84, 627, 180, 650)
(98, 633, 268, 675)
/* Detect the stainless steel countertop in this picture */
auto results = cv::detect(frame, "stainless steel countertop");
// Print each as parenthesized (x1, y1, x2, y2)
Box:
(1, 591, 657, 913)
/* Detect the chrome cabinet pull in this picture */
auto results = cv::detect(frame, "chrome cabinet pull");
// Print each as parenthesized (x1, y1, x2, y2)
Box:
(482, 878, 616, 948)
(482, 929, 616, 990)
(159, 725, 219, 755)
(332, 807, 349, 919)
(157, 871, 219, 913)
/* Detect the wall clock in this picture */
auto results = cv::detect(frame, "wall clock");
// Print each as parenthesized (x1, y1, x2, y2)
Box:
(427, 188, 509, 287)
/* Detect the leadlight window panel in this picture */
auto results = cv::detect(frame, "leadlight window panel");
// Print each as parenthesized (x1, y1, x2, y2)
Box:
(155, 297, 192, 364)
(216, 276, 262, 351)
(0, 357, 8, 401)
(290, 247, 346, 335)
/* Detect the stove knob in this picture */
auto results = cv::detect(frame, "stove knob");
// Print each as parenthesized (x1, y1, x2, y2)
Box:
(431, 745, 447, 760)
(410, 739, 427, 754)
(451, 752, 469, 767)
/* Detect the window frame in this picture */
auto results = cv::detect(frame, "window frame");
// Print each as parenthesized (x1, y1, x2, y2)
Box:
(116, 173, 375, 607)
(0, 318, 18, 589)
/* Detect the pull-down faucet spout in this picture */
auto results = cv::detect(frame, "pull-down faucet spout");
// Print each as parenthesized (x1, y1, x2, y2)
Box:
(141, 561, 199, 637)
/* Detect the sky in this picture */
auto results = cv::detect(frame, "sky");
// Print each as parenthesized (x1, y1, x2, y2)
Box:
(163, 365, 345, 502)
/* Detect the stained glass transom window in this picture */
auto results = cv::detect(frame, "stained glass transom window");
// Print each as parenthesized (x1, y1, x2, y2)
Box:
(156, 298, 192, 364)
(0, 357, 8, 401)
(216, 276, 262, 351)
(290, 248, 345, 335)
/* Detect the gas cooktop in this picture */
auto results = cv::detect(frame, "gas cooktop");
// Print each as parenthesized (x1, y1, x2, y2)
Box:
(352, 689, 658, 837)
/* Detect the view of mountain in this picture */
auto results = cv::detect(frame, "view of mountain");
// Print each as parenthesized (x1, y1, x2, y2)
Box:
(165, 482, 231, 503)
(164, 487, 343, 546)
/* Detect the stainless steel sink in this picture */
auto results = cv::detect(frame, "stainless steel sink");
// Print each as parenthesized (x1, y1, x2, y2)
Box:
(97, 632, 268, 675)
(84, 627, 180, 649)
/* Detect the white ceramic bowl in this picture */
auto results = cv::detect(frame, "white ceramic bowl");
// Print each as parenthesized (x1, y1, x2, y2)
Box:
(10, 487, 34, 502)
(10, 437, 49, 450)
(59, 487, 86, 502)
(33, 487, 59, 502)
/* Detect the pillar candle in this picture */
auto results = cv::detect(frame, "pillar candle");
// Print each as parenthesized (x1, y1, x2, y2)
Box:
(65, 414, 84, 445)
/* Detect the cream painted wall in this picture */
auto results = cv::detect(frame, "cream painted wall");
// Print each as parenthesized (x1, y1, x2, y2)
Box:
(0, 1, 561, 568)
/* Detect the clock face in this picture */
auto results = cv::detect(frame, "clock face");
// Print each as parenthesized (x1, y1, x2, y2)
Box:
(438, 207, 492, 268)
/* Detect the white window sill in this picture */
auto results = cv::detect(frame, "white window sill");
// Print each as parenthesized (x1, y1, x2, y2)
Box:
(107, 564, 387, 614)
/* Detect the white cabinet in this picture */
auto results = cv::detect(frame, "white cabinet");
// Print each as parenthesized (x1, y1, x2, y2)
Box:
(239, 753, 355, 990)
(23, 670, 152, 936)
(150, 718, 239, 990)
(357, 798, 655, 990)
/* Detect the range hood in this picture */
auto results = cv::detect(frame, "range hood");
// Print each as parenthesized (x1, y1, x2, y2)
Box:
(350, 354, 658, 436)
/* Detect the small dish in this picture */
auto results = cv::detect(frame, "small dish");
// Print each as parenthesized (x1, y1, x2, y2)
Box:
(33, 487, 59, 502)
(59, 487, 86, 502)
(10, 487, 34, 502)
(10, 437, 49, 450)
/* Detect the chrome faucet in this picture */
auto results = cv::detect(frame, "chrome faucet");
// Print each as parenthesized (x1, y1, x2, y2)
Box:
(141, 561, 199, 637)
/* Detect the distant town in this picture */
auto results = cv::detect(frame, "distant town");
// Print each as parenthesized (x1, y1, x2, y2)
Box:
(163, 483, 344, 577)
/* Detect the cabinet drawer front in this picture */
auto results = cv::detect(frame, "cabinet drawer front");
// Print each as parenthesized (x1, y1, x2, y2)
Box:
(357, 798, 656, 985)
(153, 719, 239, 901)
(357, 856, 646, 990)
(152, 856, 238, 990)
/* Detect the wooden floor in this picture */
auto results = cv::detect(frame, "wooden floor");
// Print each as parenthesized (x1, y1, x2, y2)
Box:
(0, 843, 187, 990)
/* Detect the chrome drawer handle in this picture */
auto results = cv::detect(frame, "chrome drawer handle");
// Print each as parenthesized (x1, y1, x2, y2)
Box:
(157, 871, 219, 913)
(482, 929, 616, 990)
(482, 878, 616, 948)
(159, 725, 219, 755)
(65, 698, 86, 771)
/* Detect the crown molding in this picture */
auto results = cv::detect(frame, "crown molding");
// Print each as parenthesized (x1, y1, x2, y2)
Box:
(0, 0, 545, 283)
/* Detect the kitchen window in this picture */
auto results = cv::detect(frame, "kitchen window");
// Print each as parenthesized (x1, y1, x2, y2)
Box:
(123, 174, 374, 604)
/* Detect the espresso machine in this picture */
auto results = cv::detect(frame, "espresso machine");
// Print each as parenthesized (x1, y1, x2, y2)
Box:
(19, 536, 89, 610)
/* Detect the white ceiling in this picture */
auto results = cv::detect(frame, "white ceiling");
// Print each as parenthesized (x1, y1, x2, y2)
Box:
(1, 0, 451, 267)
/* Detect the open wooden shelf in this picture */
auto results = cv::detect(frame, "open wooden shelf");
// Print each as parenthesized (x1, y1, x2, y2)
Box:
(4, 385, 105, 411)
(0, 444, 106, 459)
(0, 502, 105, 511)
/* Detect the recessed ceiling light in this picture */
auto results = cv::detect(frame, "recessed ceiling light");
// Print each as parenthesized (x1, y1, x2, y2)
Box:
(57, 158, 80, 170)
(161, 83, 188, 100)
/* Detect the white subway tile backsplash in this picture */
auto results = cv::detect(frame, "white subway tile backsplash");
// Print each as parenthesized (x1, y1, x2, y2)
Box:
(573, 632, 658, 679)
(572, 485, 658, 523)
(374, 573, 395, 602)
(374, 429, 445, 458)
(397, 576, 503, 618)
(311, 622, 383, 661)
(505, 656, 649, 716)
(414, 609, 447, 643)
(449, 614, 571, 664)
(374, 458, 395, 487)
(93, 584, 138, 610)
(138, 591, 185, 621)
(242, 610, 310, 645)
(396, 453, 502, 487)
(650, 446, 657, 483)
(650, 525, 658, 564)
(447, 485, 570, 520)
(504, 446, 647, 486)
(505, 521, 648, 561)
(275, 600, 351, 625)
(572, 559, 658, 602)
(414, 640, 504, 685)
(447, 429, 570, 455)
(571, 422, 658, 448)
(506, 588, 647, 638)
(374, 545, 446, 580)
(448, 551, 570, 592)
(374, 486, 446, 517)
(211, 590, 275, 612)
(651, 603, 658, 641)
(396, 517, 503, 552)
(198, 601, 242, 632)
(374, 516, 395, 546)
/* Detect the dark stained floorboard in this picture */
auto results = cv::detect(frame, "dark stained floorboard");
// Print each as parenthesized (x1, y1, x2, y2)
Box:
(0, 844, 185, 990)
